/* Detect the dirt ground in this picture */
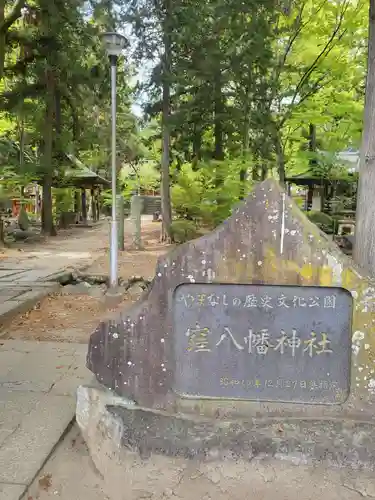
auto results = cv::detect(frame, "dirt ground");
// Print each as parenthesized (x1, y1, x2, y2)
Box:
(24, 424, 368, 500)
(2, 223, 172, 343)
(0, 224, 106, 264)
(87, 223, 172, 280)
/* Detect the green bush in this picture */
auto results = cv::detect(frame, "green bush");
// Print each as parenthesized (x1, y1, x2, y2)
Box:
(26, 211, 37, 221)
(306, 211, 334, 232)
(293, 196, 305, 209)
(170, 219, 199, 244)
(53, 188, 74, 213)
(171, 159, 252, 229)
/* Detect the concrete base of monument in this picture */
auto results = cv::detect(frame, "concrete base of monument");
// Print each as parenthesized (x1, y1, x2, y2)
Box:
(77, 385, 375, 496)
(104, 286, 126, 307)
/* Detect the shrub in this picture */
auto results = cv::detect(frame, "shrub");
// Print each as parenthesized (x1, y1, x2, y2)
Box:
(306, 211, 334, 232)
(170, 219, 199, 243)
(171, 160, 252, 229)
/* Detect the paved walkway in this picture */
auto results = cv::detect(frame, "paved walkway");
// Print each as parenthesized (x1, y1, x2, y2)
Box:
(0, 340, 92, 500)
(0, 223, 108, 327)
(0, 224, 107, 498)
(0, 216, 156, 499)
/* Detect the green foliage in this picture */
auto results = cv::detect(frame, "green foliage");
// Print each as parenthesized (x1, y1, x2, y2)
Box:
(172, 159, 252, 228)
(170, 219, 198, 244)
(310, 154, 356, 181)
(331, 191, 357, 213)
(273, 0, 366, 179)
(306, 211, 334, 231)
(171, 167, 202, 220)
(101, 189, 114, 208)
(123, 0, 275, 169)
(53, 188, 74, 214)
(0, 0, 140, 235)
(289, 151, 357, 181)
(293, 195, 305, 209)
(124, 0, 367, 177)
(0, 0, 368, 240)
(120, 160, 160, 198)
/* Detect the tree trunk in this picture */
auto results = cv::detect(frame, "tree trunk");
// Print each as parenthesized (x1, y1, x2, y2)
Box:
(41, 71, 56, 236)
(81, 188, 87, 223)
(0, 216, 4, 246)
(239, 167, 247, 200)
(96, 189, 100, 221)
(19, 118, 25, 171)
(74, 189, 80, 216)
(261, 163, 268, 181)
(306, 185, 313, 212)
(192, 123, 202, 169)
(91, 188, 96, 221)
(0, 0, 25, 81)
(308, 124, 316, 152)
(354, 0, 375, 274)
(54, 87, 62, 154)
(252, 166, 260, 181)
(41, 172, 56, 235)
(160, 0, 173, 242)
(308, 123, 317, 168)
(239, 91, 251, 199)
(212, 70, 225, 193)
(213, 70, 224, 161)
(0, 0, 5, 81)
(274, 131, 286, 185)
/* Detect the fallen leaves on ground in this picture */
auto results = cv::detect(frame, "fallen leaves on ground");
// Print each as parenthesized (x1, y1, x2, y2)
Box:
(86, 226, 172, 280)
(1, 224, 172, 343)
(38, 473, 52, 491)
(2, 294, 111, 342)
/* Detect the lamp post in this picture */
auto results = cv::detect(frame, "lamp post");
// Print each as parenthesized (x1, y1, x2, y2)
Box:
(101, 32, 127, 288)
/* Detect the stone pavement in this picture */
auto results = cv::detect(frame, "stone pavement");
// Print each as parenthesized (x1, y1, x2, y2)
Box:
(23, 423, 368, 500)
(0, 340, 92, 500)
(0, 223, 108, 328)
(0, 217, 158, 499)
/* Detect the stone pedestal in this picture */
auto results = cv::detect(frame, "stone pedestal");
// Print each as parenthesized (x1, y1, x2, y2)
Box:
(104, 285, 125, 307)
(77, 385, 375, 500)
(130, 195, 143, 249)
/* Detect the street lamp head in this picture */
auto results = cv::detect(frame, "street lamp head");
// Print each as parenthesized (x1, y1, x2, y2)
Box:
(101, 32, 127, 58)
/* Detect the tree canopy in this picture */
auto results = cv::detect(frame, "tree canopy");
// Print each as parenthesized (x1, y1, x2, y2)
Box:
(0, 0, 368, 238)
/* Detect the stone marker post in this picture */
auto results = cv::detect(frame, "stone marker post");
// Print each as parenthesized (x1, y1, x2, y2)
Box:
(130, 194, 143, 249)
(116, 194, 125, 251)
(78, 179, 375, 497)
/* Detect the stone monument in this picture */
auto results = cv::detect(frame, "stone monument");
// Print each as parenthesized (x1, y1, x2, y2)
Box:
(130, 194, 143, 249)
(77, 179, 375, 498)
(116, 194, 125, 251)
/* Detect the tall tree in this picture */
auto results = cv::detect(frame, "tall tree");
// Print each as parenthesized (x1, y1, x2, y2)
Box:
(160, 0, 172, 240)
(354, 0, 375, 274)
(0, 0, 25, 80)
(269, 0, 365, 183)
(0, 0, 127, 235)
(124, 0, 276, 204)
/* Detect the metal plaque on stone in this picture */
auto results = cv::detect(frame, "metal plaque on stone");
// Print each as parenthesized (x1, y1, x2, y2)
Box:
(173, 284, 352, 404)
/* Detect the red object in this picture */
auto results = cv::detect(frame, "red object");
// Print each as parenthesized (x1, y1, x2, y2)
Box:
(12, 199, 20, 217)
(11, 199, 34, 217)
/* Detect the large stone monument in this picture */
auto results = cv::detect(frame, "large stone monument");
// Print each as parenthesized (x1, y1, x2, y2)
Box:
(78, 179, 375, 498)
